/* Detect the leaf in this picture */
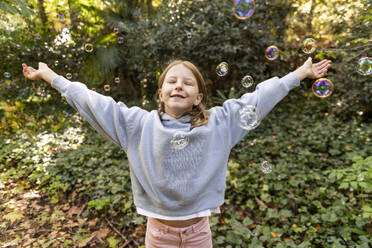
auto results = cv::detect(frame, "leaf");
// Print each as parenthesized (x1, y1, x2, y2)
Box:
(3, 210, 24, 223)
(107, 236, 120, 248)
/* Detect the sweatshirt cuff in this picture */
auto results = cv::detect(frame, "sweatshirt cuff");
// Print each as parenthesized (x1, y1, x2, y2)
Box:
(51, 75, 71, 94)
(280, 72, 300, 92)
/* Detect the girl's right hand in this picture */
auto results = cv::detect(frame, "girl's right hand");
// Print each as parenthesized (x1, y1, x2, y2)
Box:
(22, 62, 57, 84)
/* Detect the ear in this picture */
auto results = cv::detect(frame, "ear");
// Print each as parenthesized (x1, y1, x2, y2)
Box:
(194, 93, 203, 106)
(158, 89, 163, 101)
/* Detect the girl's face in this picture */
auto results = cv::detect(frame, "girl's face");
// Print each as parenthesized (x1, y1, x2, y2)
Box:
(158, 64, 203, 118)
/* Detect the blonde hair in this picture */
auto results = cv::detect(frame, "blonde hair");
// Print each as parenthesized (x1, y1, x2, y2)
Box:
(157, 60, 209, 128)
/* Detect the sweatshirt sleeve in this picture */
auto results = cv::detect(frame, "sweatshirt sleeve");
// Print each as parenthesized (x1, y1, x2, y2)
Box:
(51, 76, 148, 150)
(212, 72, 300, 148)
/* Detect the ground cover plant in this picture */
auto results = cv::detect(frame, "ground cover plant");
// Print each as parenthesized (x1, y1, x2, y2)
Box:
(1, 0, 371, 247)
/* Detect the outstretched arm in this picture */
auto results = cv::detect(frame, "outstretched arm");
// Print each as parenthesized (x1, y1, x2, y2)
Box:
(294, 58, 332, 81)
(22, 62, 58, 84)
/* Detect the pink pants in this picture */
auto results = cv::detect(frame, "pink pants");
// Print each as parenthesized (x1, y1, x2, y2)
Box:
(145, 217, 213, 248)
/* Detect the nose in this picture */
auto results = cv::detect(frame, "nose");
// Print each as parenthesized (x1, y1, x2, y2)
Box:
(174, 80, 184, 91)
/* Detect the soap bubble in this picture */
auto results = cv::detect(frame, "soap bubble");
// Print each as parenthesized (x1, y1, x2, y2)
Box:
(84, 43, 94, 53)
(113, 27, 119, 34)
(241, 75, 254, 88)
(358, 173, 364, 181)
(265, 46, 279, 61)
(118, 36, 124, 44)
(312, 78, 334, 98)
(170, 132, 189, 150)
(233, 0, 255, 20)
(114, 77, 120, 83)
(66, 73, 72, 79)
(58, 13, 65, 23)
(302, 38, 316, 54)
(261, 161, 272, 174)
(104, 84, 111, 92)
(237, 105, 261, 130)
(40, 89, 46, 98)
(4, 72, 11, 79)
(216, 62, 229, 77)
(356, 57, 371, 76)
(54, 60, 59, 66)
(35, 33, 41, 39)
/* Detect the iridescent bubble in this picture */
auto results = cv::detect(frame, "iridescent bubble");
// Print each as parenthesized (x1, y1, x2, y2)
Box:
(104, 84, 111, 92)
(113, 27, 119, 34)
(312, 78, 334, 98)
(4, 72, 11, 79)
(233, 0, 255, 20)
(170, 132, 189, 150)
(358, 173, 364, 181)
(241, 75, 254, 88)
(118, 36, 124, 44)
(265, 46, 279, 61)
(186, 32, 192, 39)
(54, 60, 59, 66)
(237, 105, 261, 130)
(302, 38, 316, 54)
(35, 33, 41, 40)
(84, 43, 94, 53)
(66, 73, 72, 79)
(356, 57, 371, 76)
(114, 77, 120, 84)
(58, 13, 65, 23)
(40, 89, 46, 97)
(261, 161, 272, 174)
(216, 62, 229, 77)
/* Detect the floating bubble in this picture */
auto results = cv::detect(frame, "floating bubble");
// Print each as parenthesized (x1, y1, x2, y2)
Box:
(66, 73, 72, 79)
(4, 72, 11, 79)
(216, 62, 229, 77)
(113, 27, 119, 34)
(265, 46, 279, 61)
(114, 77, 120, 83)
(84, 43, 94, 53)
(241, 75, 254, 88)
(170, 132, 189, 150)
(358, 173, 364, 181)
(356, 57, 371, 76)
(54, 60, 59, 66)
(104, 84, 111, 92)
(261, 161, 272, 174)
(312, 78, 334, 98)
(237, 105, 261, 130)
(58, 13, 65, 23)
(233, 0, 255, 20)
(302, 38, 316, 54)
(35, 33, 41, 40)
(118, 36, 124, 44)
(40, 89, 46, 98)
(186, 32, 192, 39)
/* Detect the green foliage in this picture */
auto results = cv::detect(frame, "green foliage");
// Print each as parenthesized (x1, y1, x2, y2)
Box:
(0, 0, 34, 17)
(1, 0, 371, 246)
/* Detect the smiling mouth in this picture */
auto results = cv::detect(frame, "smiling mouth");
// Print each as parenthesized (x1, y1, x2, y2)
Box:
(171, 95, 185, 98)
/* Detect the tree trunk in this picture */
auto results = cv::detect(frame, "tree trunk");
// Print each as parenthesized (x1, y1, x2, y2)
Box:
(67, 0, 79, 26)
(307, 0, 315, 34)
(37, 0, 48, 28)
(147, 0, 153, 17)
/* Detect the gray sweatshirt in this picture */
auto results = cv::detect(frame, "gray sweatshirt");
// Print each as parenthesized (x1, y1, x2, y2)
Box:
(51, 72, 300, 216)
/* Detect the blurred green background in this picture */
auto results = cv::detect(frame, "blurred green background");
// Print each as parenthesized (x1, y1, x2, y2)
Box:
(0, 0, 371, 247)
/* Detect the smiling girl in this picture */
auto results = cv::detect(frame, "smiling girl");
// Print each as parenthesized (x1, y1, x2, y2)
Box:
(23, 57, 331, 247)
